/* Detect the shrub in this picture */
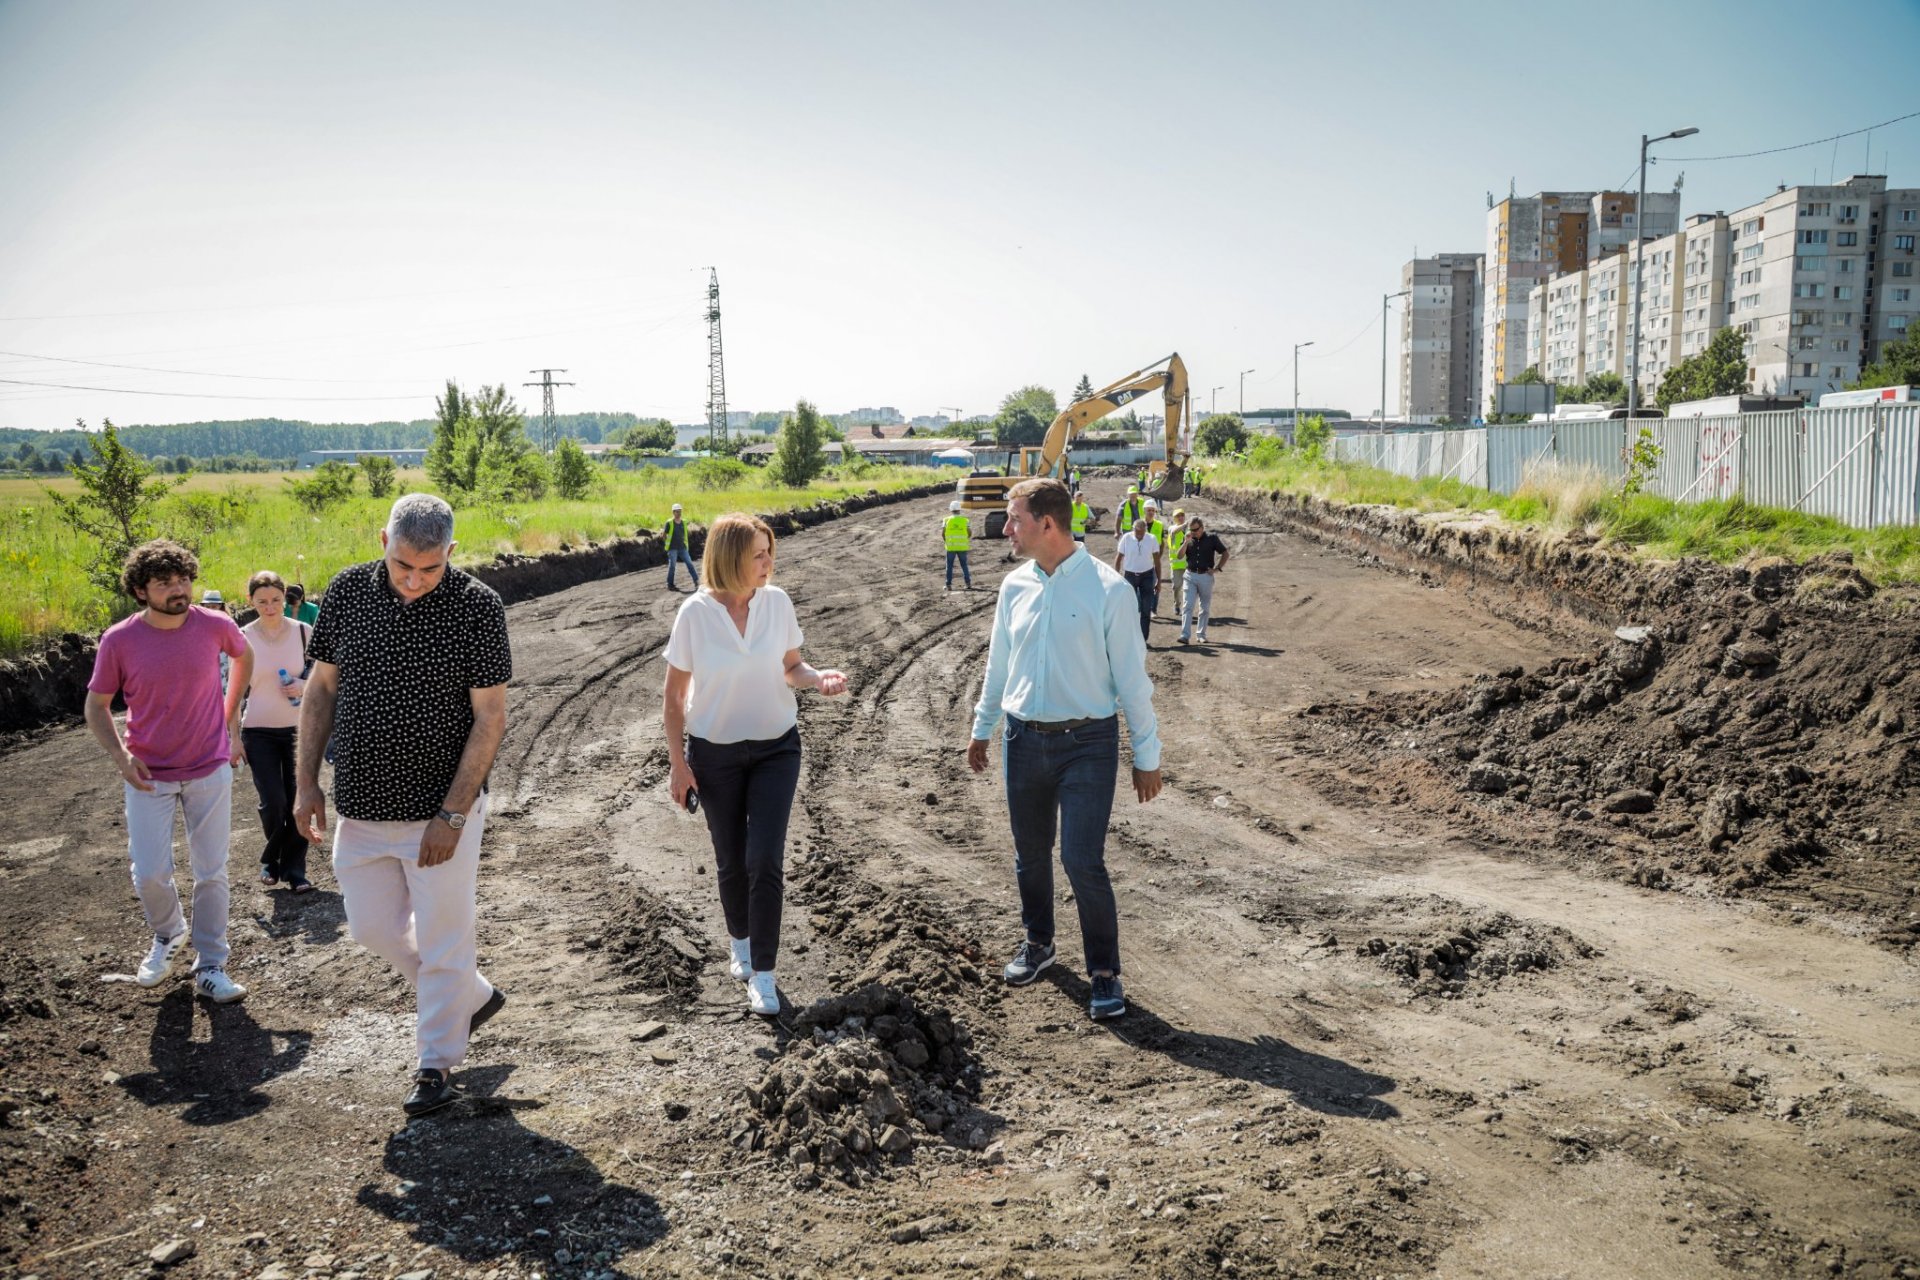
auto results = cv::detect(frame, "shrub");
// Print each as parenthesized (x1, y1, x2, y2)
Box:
(551, 437, 596, 501)
(359, 453, 397, 498)
(284, 461, 358, 514)
(686, 457, 751, 490)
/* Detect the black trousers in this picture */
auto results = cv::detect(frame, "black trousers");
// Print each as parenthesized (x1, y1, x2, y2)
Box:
(687, 725, 802, 972)
(242, 726, 309, 882)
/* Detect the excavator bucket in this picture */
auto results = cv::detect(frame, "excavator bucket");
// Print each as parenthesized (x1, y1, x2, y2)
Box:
(1145, 463, 1185, 504)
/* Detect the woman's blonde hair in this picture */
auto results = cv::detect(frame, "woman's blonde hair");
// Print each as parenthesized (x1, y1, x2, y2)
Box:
(246, 569, 287, 599)
(701, 513, 775, 594)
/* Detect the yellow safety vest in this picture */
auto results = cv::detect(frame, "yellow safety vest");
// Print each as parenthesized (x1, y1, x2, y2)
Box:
(1168, 526, 1188, 571)
(1146, 519, 1165, 550)
(1119, 499, 1143, 528)
(1071, 502, 1090, 535)
(943, 514, 972, 552)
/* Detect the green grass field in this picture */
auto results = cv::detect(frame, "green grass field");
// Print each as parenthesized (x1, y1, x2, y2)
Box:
(1208, 451, 1920, 585)
(0, 465, 950, 658)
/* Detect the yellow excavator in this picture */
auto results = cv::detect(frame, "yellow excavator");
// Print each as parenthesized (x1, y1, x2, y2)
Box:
(957, 353, 1191, 536)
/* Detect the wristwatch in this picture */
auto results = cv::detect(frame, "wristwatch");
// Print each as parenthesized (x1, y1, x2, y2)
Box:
(435, 808, 467, 829)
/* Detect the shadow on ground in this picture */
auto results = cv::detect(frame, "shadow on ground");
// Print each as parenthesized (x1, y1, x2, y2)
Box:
(1044, 972, 1400, 1119)
(357, 1065, 668, 1269)
(116, 987, 312, 1124)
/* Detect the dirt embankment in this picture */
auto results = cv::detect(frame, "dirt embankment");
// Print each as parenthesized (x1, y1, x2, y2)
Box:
(1223, 486, 1920, 946)
(0, 483, 950, 736)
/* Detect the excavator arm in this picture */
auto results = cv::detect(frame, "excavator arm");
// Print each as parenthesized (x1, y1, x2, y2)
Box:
(1032, 353, 1190, 499)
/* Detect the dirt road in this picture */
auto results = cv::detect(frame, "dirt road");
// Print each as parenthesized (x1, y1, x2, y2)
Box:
(3, 482, 1914, 1279)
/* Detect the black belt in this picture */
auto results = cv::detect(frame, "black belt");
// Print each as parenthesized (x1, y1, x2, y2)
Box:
(1019, 716, 1101, 734)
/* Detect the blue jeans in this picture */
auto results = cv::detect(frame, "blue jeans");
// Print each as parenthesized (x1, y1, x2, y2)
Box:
(687, 726, 801, 972)
(666, 547, 698, 588)
(945, 550, 972, 587)
(1004, 714, 1121, 975)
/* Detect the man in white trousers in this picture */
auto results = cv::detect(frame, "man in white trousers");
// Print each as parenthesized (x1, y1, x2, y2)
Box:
(294, 494, 513, 1116)
(85, 540, 251, 1003)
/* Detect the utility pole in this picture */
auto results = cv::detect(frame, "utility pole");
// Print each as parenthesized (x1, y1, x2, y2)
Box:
(704, 268, 728, 454)
(1382, 290, 1410, 428)
(1210, 385, 1224, 416)
(1239, 369, 1255, 416)
(523, 368, 574, 454)
(1293, 341, 1315, 441)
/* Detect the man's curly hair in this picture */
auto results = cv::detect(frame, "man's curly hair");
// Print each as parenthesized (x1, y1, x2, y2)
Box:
(120, 539, 200, 601)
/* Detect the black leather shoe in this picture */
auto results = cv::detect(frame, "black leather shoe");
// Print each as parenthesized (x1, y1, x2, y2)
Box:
(470, 987, 506, 1035)
(403, 1069, 455, 1116)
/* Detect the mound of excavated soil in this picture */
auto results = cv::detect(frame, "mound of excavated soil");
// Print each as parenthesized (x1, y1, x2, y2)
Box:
(1356, 910, 1596, 996)
(1310, 550, 1920, 945)
(728, 982, 983, 1187)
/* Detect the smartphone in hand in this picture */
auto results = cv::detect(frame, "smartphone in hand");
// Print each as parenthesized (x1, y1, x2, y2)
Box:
(684, 788, 701, 815)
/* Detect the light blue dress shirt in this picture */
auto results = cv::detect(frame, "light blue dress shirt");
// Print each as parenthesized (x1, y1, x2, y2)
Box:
(970, 546, 1161, 771)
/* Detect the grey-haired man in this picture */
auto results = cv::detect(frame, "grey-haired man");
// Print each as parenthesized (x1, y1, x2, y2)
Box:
(293, 494, 513, 1116)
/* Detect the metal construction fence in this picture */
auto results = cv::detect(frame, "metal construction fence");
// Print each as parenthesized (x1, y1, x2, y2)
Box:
(1331, 402, 1920, 529)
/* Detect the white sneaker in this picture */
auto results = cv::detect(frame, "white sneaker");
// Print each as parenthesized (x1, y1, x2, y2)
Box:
(136, 934, 185, 988)
(746, 971, 779, 1016)
(192, 968, 247, 1004)
(727, 937, 752, 982)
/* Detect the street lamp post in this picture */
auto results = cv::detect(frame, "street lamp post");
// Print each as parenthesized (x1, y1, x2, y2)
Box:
(1293, 341, 1314, 440)
(1211, 385, 1224, 416)
(1382, 289, 1410, 428)
(1239, 369, 1255, 416)
(1629, 126, 1699, 414)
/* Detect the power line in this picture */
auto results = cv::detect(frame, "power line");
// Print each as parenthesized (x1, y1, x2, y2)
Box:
(0, 376, 428, 403)
(1662, 107, 1920, 162)
(0, 347, 422, 385)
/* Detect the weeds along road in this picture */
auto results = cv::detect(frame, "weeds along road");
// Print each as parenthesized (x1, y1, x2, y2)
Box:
(2, 481, 1914, 1279)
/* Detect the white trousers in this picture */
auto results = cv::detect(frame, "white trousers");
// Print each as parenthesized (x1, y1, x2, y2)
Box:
(125, 764, 233, 971)
(331, 792, 493, 1071)
(1180, 571, 1216, 640)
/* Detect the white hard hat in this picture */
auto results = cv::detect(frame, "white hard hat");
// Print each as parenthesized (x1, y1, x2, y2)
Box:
(671, 502, 682, 511)
(949, 500, 962, 511)
(1143, 498, 1158, 509)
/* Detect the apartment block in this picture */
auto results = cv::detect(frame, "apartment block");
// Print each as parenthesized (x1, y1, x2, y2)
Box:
(1582, 254, 1629, 380)
(1399, 253, 1483, 421)
(1725, 175, 1920, 398)
(1588, 190, 1682, 262)
(1527, 269, 1590, 385)
(1481, 191, 1597, 406)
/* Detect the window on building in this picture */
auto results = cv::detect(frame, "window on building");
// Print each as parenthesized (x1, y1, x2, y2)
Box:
(1838, 257, 1856, 273)
(1798, 230, 1828, 245)
(1797, 363, 1817, 377)
(1900, 209, 1918, 223)
(1837, 231, 1859, 246)
(1894, 315, 1912, 331)
(1896, 288, 1913, 302)
(1792, 283, 1826, 298)
(1897, 235, 1917, 251)
(1797, 336, 1821, 350)
(1840, 205, 1860, 221)
(1895, 262, 1915, 277)
(1793, 310, 1823, 325)
(1801, 202, 1830, 216)
(1833, 338, 1851, 352)
(1835, 286, 1854, 300)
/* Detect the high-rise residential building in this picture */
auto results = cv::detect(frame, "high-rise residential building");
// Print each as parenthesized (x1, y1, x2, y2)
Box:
(1582, 253, 1629, 381)
(1614, 212, 1734, 400)
(1528, 269, 1591, 386)
(1399, 253, 1483, 421)
(1481, 192, 1595, 406)
(1727, 176, 1920, 398)
(1588, 190, 1682, 263)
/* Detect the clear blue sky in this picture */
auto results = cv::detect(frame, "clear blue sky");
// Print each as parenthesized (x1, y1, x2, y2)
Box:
(1, 0, 1915, 431)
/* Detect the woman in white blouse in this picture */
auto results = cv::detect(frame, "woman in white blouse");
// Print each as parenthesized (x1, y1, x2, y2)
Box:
(664, 514, 847, 1015)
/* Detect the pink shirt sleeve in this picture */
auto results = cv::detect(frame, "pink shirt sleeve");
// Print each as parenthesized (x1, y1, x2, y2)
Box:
(87, 626, 124, 696)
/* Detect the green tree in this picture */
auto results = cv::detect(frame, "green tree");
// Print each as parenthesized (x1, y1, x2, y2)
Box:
(1512, 365, 1544, 384)
(1073, 374, 1095, 402)
(1295, 413, 1332, 457)
(1195, 413, 1247, 456)
(993, 405, 1047, 447)
(686, 457, 751, 490)
(424, 379, 468, 491)
(551, 436, 595, 500)
(43, 420, 189, 594)
(359, 453, 397, 498)
(768, 400, 829, 488)
(631, 419, 677, 451)
(999, 384, 1058, 425)
(1655, 326, 1749, 410)
(285, 460, 358, 514)
(1850, 328, 1920, 390)
(13, 442, 39, 470)
(1562, 371, 1623, 405)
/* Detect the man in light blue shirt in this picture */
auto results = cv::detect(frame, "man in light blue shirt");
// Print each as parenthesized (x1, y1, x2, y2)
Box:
(967, 477, 1161, 1022)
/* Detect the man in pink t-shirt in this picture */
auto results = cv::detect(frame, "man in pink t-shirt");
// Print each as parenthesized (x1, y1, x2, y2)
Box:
(84, 540, 252, 1002)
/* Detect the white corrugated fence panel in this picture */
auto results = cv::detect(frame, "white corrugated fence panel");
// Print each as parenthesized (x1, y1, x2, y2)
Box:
(1800, 407, 1879, 525)
(1488, 424, 1553, 493)
(1739, 411, 1802, 509)
(1555, 421, 1628, 482)
(1876, 404, 1920, 526)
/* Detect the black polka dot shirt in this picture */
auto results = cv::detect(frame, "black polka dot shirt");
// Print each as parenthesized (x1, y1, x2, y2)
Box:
(307, 560, 512, 822)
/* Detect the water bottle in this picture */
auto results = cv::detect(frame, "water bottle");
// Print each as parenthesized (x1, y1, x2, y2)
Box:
(278, 668, 302, 708)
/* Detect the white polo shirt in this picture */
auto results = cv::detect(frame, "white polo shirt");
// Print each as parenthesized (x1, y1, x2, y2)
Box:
(664, 586, 804, 743)
(1116, 532, 1160, 575)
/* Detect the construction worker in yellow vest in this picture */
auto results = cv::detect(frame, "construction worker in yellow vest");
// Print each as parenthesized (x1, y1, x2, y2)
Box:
(1114, 485, 1145, 537)
(1141, 499, 1168, 615)
(1070, 492, 1092, 543)
(1165, 507, 1190, 618)
(943, 500, 974, 592)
